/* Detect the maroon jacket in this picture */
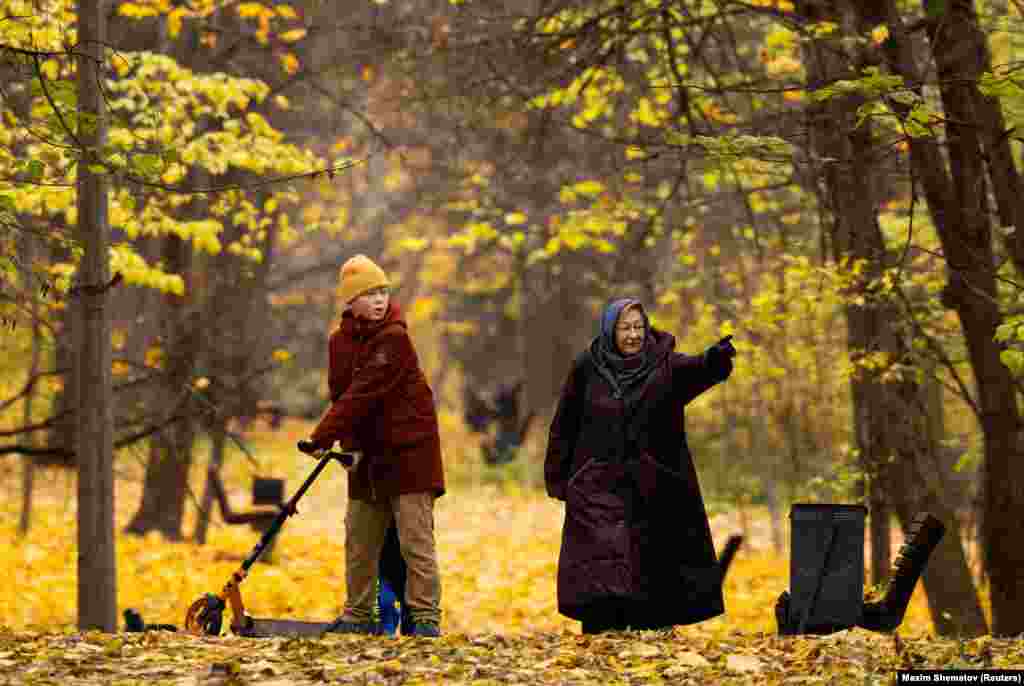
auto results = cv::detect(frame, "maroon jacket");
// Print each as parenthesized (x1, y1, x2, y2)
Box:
(544, 328, 732, 626)
(310, 302, 445, 501)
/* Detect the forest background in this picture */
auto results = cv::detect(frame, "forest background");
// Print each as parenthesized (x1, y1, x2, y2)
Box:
(2, 0, 1024, 674)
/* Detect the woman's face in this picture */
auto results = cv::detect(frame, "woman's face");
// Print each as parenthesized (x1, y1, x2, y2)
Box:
(615, 306, 646, 356)
(350, 286, 390, 321)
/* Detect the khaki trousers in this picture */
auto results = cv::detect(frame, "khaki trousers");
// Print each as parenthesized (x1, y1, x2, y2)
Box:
(340, 492, 441, 625)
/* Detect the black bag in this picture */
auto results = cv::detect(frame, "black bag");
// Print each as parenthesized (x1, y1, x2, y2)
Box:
(252, 477, 285, 506)
(778, 504, 867, 635)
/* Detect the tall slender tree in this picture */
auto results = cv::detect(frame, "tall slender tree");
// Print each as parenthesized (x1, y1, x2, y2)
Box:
(17, 231, 41, 537)
(800, 0, 988, 637)
(75, 0, 117, 632)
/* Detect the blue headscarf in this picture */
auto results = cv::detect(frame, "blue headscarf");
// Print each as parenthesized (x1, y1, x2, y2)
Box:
(589, 298, 666, 400)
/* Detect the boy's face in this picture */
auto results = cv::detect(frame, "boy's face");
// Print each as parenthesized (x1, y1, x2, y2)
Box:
(350, 286, 390, 321)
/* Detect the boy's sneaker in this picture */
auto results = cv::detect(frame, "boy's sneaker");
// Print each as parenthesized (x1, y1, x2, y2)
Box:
(409, 621, 441, 638)
(399, 608, 414, 636)
(324, 618, 383, 635)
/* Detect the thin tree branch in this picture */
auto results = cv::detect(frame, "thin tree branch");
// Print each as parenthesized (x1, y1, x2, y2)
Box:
(0, 411, 189, 458)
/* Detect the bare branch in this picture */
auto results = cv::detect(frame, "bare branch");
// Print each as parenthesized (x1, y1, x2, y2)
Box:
(0, 410, 189, 458)
(31, 52, 83, 149)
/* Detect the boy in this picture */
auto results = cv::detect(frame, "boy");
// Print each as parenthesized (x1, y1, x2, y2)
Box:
(309, 254, 445, 637)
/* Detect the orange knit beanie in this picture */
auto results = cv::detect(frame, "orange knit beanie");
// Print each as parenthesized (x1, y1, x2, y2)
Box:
(336, 254, 390, 304)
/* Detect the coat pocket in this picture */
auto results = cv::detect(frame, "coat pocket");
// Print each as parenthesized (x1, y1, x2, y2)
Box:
(638, 451, 686, 481)
(567, 455, 600, 492)
(564, 457, 629, 567)
(632, 451, 690, 513)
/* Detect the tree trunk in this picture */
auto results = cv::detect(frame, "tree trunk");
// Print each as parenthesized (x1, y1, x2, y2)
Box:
(765, 474, 784, 555)
(924, 0, 1024, 274)
(120, 234, 159, 415)
(869, 491, 892, 587)
(18, 233, 41, 537)
(845, 0, 997, 635)
(193, 196, 278, 542)
(75, 0, 117, 631)
(194, 420, 228, 545)
(47, 239, 76, 467)
(800, 0, 895, 589)
(800, 0, 988, 636)
(123, 233, 199, 540)
(916, 0, 1024, 636)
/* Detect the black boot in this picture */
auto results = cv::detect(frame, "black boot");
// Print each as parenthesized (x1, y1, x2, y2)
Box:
(775, 591, 795, 635)
(123, 608, 178, 633)
(858, 513, 946, 633)
(124, 609, 145, 632)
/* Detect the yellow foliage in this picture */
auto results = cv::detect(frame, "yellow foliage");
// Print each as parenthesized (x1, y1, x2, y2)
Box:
(279, 52, 300, 75)
(278, 28, 306, 43)
(236, 2, 267, 19)
(625, 145, 646, 160)
(145, 345, 164, 369)
(629, 97, 668, 127)
(301, 203, 323, 226)
(408, 296, 441, 323)
(572, 180, 605, 196)
(275, 4, 298, 18)
(467, 221, 498, 240)
(0, 427, 945, 642)
(871, 24, 890, 46)
(766, 55, 802, 76)
(40, 59, 60, 81)
(118, 3, 161, 18)
(395, 237, 429, 252)
(167, 7, 187, 38)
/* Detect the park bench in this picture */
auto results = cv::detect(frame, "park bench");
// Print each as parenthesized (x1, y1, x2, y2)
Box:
(207, 469, 286, 561)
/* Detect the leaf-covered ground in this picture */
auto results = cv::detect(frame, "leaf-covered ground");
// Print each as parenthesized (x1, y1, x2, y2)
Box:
(2, 626, 1023, 685)
(2, 420, 1020, 684)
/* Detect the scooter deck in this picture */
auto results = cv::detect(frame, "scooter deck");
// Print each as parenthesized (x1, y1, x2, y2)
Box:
(235, 617, 335, 637)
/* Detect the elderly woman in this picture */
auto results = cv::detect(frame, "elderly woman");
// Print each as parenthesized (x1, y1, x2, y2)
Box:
(544, 298, 736, 634)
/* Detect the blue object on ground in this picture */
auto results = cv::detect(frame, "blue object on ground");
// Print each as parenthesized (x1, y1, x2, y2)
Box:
(378, 577, 401, 635)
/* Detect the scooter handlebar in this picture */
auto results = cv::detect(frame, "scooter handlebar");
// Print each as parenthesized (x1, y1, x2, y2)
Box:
(296, 440, 360, 468)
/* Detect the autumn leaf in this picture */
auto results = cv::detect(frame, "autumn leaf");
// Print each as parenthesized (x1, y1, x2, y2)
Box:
(279, 53, 299, 75)
(572, 180, 605, 196)
(0, 418, 1005, 685)
(118, 2, 160, 18)
(167, 7, 188, 38)
(275, 4, 298, 19)
(236, 2, 266, 19)
(726, 653, 764, 673)
(279, 28, 307, 43)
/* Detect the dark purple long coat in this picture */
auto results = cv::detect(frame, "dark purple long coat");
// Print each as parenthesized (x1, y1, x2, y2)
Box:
(544, 328, 731, 627)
